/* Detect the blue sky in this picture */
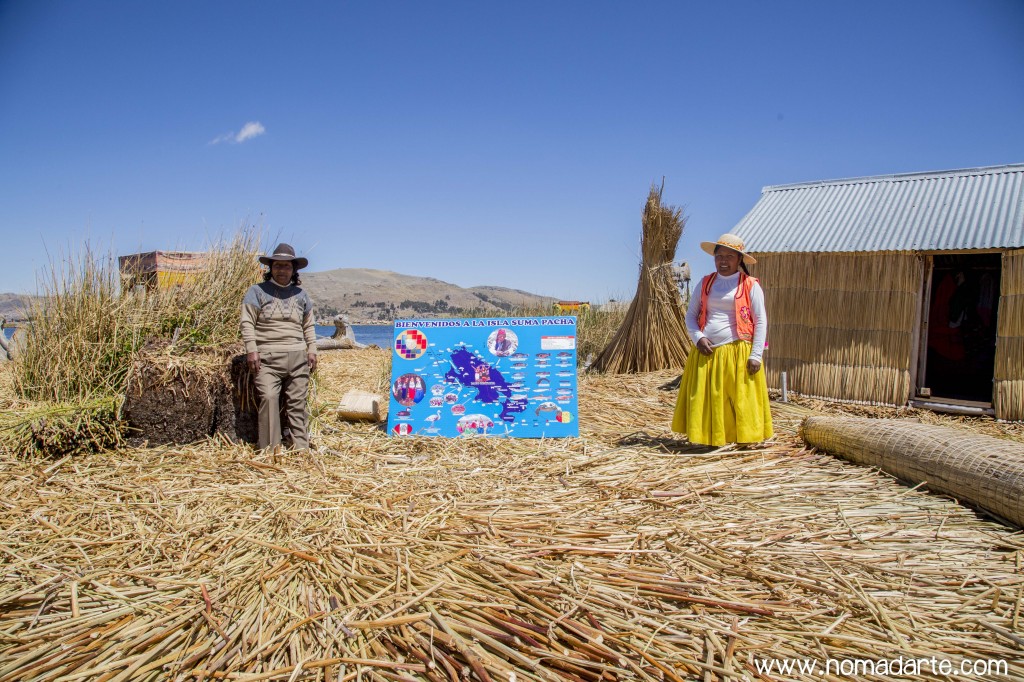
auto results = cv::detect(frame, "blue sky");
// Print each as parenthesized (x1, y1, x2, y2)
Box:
(1, 0, 1022, 300)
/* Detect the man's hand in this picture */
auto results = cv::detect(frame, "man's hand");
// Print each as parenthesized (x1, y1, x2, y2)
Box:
(246, 351, 260, 374)
(308, 353, 318, 372)
(696, 338, 714, 356)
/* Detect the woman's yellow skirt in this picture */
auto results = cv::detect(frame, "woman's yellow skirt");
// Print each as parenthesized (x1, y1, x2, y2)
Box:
(672, 340, 773, 446)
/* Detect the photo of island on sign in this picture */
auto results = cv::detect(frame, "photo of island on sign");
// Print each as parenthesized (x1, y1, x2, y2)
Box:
(387, 317, 579, 438)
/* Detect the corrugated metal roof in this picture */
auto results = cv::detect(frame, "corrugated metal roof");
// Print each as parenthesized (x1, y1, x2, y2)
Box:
(734, 163, 1024, 253)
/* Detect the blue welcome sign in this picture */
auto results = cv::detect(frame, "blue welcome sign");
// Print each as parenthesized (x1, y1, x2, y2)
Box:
(388, 317, 579, 438)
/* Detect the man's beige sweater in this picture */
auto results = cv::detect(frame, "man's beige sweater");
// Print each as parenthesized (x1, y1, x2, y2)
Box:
(240, 280, 317, 355)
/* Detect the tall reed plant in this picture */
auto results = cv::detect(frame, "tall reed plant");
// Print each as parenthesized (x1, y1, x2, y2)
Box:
(573, 304, 628, 366)
(15, 230, 263, 402)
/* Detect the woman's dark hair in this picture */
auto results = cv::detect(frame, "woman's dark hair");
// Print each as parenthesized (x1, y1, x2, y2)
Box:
(263, 269, 301, 286)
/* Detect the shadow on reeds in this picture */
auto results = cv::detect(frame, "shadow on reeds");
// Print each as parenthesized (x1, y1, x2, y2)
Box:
(616, 431, 722, 454)
(658, 374, 682, 391)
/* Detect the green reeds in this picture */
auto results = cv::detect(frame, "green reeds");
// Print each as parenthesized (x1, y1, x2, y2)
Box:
(14, 230, 263, 403)
(15, 245, 136, 401)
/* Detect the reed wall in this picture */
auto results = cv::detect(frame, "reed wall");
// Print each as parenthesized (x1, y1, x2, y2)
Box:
(995, 249, 1024, 421)
(749, 252, 920, 405)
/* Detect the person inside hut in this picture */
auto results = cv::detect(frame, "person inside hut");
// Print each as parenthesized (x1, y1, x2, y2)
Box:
(240, 243, 318, 452)
(672, 233, 772, 446)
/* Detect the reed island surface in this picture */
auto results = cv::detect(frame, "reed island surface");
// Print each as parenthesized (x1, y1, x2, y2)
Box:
(1, 348, 1023, 681)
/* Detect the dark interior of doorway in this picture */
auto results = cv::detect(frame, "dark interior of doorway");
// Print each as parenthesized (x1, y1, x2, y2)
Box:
(925, 253, 1001, 402)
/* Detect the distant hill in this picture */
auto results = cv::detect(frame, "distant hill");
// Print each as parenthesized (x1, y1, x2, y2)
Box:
(0, 270, 558, 325)
(301, 268, 556, 322)
(0, 294, 34, 321)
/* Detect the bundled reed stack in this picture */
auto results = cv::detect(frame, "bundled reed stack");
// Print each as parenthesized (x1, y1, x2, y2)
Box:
(995, 249, 1024, 420)
(803, 416, 1024, 528)
(15, 231, 263, 403)
(590, 184, 692, 373)
(116, 234, 267, 446)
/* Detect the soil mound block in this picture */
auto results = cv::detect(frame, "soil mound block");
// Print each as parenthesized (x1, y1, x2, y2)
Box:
(123, 341, 258, 445)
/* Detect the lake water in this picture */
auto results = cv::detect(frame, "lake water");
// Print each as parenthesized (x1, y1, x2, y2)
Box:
(316, 323, 393, 348)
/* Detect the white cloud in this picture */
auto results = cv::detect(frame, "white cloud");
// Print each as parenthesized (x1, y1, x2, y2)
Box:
(209, 121, 266, 145)
(236, 121, 265, 143)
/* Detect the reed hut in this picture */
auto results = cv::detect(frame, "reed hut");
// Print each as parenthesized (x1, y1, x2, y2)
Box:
(118, 250, 208, 291)
(733, 163, 1024, 421)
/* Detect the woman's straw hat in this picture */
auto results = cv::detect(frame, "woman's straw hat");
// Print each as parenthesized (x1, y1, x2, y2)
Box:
(259, 243, 308, 270)
(699, 233, 757, 265)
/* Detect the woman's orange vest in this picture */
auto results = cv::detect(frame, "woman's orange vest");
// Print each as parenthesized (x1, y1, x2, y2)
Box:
(697, 272, 758, 342)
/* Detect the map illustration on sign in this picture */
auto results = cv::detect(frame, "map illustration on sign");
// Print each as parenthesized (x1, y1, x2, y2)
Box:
(387, 317, 579, 438)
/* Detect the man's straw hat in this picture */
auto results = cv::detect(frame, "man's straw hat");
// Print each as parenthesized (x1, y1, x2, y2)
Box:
(699, 233, 757, 265)
(259, 243, 308, 270)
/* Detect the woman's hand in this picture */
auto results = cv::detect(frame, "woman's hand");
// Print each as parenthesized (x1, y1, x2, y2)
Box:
(246, 351, 260, 373)
(747, 358, 762, 374)
(308, 353, 318, 372)
(696, 338, 714, 356)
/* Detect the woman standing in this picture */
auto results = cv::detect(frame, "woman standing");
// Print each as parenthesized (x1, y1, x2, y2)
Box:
(240, 243, 318, 451)
(672, 233, 772, 446)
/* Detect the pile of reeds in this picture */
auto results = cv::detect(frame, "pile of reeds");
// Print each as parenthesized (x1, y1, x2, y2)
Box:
(2, 350, 1024, 681)
(803, 415, 1024, 528)
(590, 184, 692, 373)
(0, 395, 124, 457)
(778, 391, 1024, 442)
(995, 248, 1024, 421)
(750, 251, 920, 405)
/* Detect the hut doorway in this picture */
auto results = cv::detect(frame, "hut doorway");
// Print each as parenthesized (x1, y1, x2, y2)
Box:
(922, 253, 1002, 403)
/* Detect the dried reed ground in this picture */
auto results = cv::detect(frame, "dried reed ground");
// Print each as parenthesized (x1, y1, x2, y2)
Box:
(1, 350, 1023, 681)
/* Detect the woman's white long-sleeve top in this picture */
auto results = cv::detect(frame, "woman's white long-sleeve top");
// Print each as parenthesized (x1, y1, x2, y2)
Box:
(685, 271, 768, 362)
